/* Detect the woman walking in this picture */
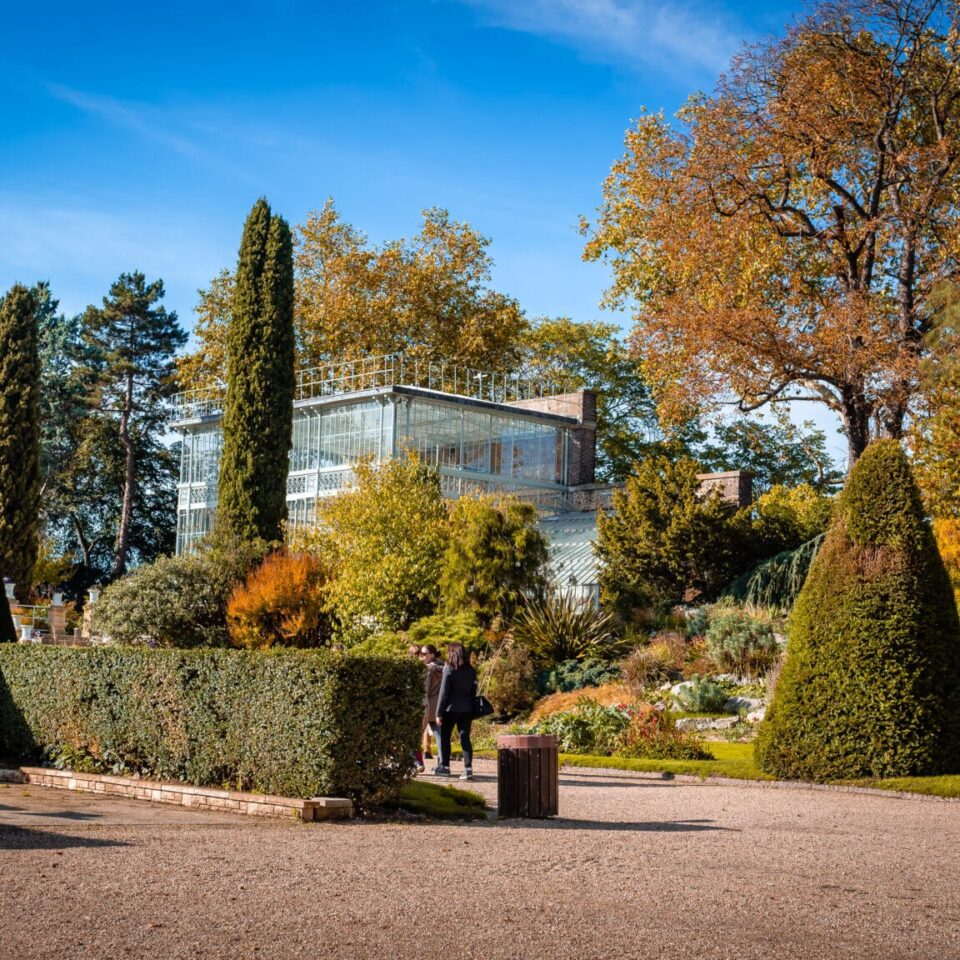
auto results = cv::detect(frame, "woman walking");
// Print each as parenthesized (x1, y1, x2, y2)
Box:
(421, 645, 443, 760)
(433, 642, 477, 781)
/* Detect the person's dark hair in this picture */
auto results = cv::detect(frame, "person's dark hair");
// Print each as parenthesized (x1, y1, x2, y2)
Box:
(421, 644, 438, 656)
(447, 642, 470, 670)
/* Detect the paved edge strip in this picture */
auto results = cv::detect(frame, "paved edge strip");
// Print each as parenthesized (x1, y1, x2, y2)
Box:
(0, 766, 353, 821)
(550, 763, 960, 803)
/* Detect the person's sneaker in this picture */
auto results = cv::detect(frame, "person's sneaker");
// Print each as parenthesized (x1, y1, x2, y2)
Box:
(431, 765, 451, 776)
(414, 763, 425, 775)
(459, 769, 474, 781)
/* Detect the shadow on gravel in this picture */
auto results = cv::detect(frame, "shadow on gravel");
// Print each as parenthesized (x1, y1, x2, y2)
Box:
(0, 826, 128, 850)
(0, 803, 102, 820)
(557, 779, 674, 789)
(497, 818, 736, 833)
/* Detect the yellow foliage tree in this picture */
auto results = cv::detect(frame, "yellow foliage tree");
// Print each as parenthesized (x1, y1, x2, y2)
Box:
(933, 518, 960, 610)
(294, 455, 450, 643)
(178, 203, 527, 390)
(583, 0, 960, 465)
(226, 550, 331, 650)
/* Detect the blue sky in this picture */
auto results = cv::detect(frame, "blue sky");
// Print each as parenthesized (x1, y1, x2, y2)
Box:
(3, 1, 838, 448)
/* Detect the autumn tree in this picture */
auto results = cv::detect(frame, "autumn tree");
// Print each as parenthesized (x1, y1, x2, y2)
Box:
(584, 0, 960, 465)
(179, 202, 528, 390)
(217, 199, 296, 544)
(0, 284, 41, 596)
(910, 282, 960, 516)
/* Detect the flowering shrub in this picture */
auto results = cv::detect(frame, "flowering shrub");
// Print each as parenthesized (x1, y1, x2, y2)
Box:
(615, 704, 711, 760)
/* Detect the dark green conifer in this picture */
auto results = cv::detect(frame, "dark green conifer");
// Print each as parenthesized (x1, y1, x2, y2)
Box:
(217, 199, 295, 543)
(0, 284, 41, 599)
(757, 439, 960, 780)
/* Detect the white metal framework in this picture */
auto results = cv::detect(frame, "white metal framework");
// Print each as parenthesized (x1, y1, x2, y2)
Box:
(172, 366, 585, 554)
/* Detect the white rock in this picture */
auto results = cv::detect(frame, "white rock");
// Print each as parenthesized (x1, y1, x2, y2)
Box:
(675, 716, 741, 732)
(746, 706, 767, 723)
(725, 696, 764, 713)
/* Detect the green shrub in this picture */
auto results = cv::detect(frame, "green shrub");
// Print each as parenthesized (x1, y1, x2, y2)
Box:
(403, 611, 487, 657)
(533, 699, 632, 755)
(512, 594, 620, 664)
(92, 538, 267, 648)
(683, 606, 710, 637)
(0, 645, 422, 804)
(705, 607, 780, 678)
(615, 704, 711, 760)
(484, 643, 538, 717)
(757, 440, 960, 781)
(673, 676, 729, 714)
(536, 657, 622, 695)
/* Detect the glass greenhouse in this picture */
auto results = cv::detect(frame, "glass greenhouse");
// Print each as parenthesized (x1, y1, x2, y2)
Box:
(171, 356, 598, 556)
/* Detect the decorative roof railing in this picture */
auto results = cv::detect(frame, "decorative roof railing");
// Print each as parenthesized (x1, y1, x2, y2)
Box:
(172, 354, 565, 423)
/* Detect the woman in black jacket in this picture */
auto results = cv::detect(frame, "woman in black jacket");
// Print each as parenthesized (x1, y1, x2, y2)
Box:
(433, 643, 477, 780)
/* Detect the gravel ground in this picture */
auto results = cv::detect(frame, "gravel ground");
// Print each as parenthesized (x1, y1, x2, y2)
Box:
(1, 759, 958, 960)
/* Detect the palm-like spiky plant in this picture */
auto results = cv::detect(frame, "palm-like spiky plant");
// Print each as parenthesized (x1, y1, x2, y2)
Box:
(511, 594, 621, 664)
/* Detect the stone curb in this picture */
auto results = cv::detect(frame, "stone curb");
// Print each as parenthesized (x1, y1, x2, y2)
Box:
(0, 766, 353, 821)
(548, 762, 960, 803)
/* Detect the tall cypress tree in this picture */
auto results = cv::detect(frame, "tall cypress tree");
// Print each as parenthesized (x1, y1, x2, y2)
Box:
(0, 284, 41, 600)
(217, 199, 295, 544)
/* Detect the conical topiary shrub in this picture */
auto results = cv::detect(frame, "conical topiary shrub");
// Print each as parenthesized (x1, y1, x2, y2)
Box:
(756, 439, 960, 781)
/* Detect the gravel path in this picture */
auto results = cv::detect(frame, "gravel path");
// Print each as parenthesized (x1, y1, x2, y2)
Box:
(1, 760, 958, 960)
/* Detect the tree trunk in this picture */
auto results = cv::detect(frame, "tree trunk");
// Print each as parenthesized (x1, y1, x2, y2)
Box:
(69, 513, 93, 571)
(841, 391, 872, 469)
(110, 372, 136, 580)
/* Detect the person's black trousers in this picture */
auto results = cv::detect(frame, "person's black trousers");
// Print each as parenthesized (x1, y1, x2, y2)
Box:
(438, 711, 474, 769)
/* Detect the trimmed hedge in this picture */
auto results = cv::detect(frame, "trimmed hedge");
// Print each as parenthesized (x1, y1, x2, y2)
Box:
(756, 440, 960, 781)
(0, 646, 422, 803)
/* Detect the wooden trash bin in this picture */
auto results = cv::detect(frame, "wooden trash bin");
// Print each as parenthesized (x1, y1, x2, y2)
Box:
(496, 734, 559, 818)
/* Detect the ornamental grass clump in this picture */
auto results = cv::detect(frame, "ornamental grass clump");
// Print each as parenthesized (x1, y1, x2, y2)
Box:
(756, 440, 960, 782)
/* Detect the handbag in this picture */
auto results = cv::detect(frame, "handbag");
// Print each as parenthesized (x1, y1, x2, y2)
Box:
(473, 694, 495, 718)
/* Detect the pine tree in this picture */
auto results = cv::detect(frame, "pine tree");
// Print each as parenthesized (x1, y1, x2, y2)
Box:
(757, 440, 960, 780)
(78, 273, 186, 580)
(217, 199, 295, 544)
(0, 284, 41, 598)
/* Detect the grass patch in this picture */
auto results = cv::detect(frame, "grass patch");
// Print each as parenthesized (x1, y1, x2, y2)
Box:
(395, 781, 488, 819)
(847, 775, 960, 799)
(475, 741, 765, 781)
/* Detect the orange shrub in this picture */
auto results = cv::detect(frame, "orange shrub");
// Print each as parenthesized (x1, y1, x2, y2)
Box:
(227, 551, 332, 650)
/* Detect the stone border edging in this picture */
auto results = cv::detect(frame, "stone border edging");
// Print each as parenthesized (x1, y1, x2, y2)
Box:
(0, 766, 353, 821)
(551, 762, 960, 803)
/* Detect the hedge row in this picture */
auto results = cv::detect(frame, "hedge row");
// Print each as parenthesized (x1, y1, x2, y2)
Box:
(0, 646, 423, 803)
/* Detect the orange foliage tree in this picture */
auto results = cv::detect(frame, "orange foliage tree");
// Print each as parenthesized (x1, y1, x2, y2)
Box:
(226, 551, 332, 650)
(584, 0, 960, 465)
(179, 203, 527, 391)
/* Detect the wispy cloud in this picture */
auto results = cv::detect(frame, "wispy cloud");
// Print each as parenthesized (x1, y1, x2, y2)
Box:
(47, 83, 208, 160)
(0, 193, 227, 320)
(458, 0, 743, 76)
